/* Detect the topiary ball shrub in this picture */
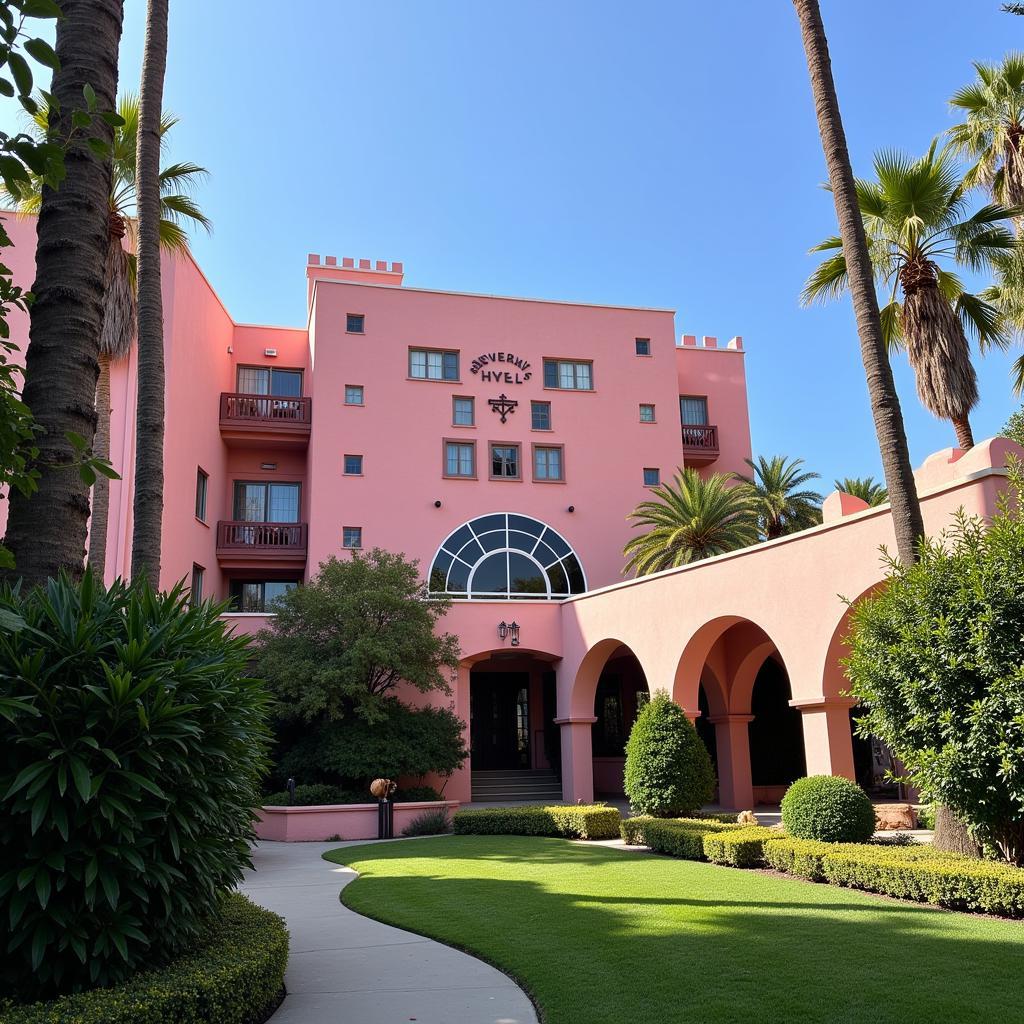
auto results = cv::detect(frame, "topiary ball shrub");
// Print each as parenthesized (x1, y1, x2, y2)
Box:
(0, 572, 272, 1000)
(624, 690, 716, 817)
(781, 774, 876, 843)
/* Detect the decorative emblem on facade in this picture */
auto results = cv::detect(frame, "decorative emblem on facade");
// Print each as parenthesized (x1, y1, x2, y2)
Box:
(488, 394, 518, 424)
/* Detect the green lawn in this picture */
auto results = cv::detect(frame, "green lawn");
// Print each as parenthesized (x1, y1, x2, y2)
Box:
(326, 835, 1024, 1024)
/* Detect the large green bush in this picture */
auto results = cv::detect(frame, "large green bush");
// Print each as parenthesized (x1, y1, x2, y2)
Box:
(452, 805, 622, 840)
(845, 468, 1024, 864)
(781, 775, 876, 843)
(623, 691, 715, 817)
(0, 894, 288, 1023)
(0, 574, 272, 999)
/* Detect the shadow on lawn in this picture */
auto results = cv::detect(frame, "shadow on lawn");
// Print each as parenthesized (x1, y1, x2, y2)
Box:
(329, 835, 1024, 1024)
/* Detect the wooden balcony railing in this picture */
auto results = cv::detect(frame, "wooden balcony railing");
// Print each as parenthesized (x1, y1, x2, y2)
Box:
(219, 393, 312, 426)
(216, 520, 308, 553)
(681, 424, 719, 465)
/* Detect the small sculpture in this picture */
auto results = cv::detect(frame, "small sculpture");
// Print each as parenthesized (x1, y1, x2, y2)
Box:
(370, 778, 397, 800)
(736, 809, 758, 825)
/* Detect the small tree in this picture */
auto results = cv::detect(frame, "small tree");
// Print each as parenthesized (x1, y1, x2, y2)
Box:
(624, 691, 715, 817)
(1003, 406, 1024, 448)
(256, 550, 464, 788)
(845, 464, 1024, 864)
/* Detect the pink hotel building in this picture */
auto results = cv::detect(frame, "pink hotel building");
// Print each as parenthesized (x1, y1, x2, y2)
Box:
(4, 218, 1020, 809)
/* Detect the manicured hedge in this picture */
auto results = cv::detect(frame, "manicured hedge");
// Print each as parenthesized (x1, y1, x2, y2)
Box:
(641, 819, 742, 860)
(0, 894, 288, 1024)
(781, 775, 876, 843)
(823, 846, 1024, 917)
(453, 805, 621, 840)
(620, 816, 655, 845)
(764, 836, 952, 882)
(702, 826, 778, 868)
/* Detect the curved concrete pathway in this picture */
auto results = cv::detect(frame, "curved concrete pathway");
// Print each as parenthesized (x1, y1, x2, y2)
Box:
(240, 840, 538, 1024)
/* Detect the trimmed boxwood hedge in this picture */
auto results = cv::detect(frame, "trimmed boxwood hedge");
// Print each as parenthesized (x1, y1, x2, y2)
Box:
(763, 836, 955, 882)
(620, 816, 655, 845)
(822, 846, 1024, 917)
(702, 826, 778, 868)
(452, 805, 621, 840)
(0, 894, 288, 1024)
(641, 819, 742, 860)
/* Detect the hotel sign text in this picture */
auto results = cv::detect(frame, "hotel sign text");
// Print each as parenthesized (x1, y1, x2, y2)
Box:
(469, 351, 532, 384)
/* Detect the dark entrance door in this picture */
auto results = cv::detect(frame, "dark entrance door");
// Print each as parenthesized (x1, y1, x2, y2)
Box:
(471, 672, 530, 771)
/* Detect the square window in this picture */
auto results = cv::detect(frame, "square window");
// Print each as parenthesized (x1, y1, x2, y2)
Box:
(531, 401, 551, 430)
(445, 441, 475, 477)
(639, 403, 656, 423)
(343, 526, 362, 548)
(643, 467, 660, 487)
(533, 445, 564, 481)
(345, 385, 364, 405)
(195, 467, 208, 521)
(344, 454, 363, 475)
(491, 444, 520, 479)
(635, 338, 651, 356)
(190, 564, 204, 607)
(452, 396, 475, 426)
(346, 313, 365, 334)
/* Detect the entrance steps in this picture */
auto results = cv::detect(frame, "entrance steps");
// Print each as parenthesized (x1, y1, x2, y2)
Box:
(471, 769, 563, 803)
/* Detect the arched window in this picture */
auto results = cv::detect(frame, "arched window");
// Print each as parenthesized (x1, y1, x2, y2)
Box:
(428, 514, 587, 600)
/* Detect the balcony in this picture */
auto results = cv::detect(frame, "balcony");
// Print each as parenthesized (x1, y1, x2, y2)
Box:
(681, 424, 719, 467)
(216, 520, 308, 568)
(219, 393, 312, 449)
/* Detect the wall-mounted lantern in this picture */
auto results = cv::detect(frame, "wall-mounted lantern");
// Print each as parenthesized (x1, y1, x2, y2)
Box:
(498, 620, 521, 647)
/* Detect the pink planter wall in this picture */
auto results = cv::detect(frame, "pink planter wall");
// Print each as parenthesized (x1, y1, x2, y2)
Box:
(255, 800, 460, 842)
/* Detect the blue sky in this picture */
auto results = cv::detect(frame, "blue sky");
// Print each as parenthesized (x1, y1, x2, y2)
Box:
(37, 2, 1024, 484)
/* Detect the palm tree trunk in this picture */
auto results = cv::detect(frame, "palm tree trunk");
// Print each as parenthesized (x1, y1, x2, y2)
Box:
(88, 353, 113, 576)
(951, 415, 975, 450)
(130, 0, 169, 588)
(792, 0, 924, 566)
(1, 0, 124, 587)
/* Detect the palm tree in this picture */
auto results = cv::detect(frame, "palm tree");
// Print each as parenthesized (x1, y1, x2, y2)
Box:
(833, 476, 888, 506)
(2, 0, 125, 586)
(5, 95, 209, 576)
(623, 469, 758, 576)
(735, 455, 823, 540)
(132, 0, 172, 588)
(802, 141, 1017, 450)
(948, 55, 1024, 392)
(949, 54, 1024, 215)
(791, 0, 924, 568)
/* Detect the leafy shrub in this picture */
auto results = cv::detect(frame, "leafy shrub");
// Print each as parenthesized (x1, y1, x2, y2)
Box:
(781, 775, 876, 843)
(1, 894, 287, 1023)
(261, 783, 444, 806)
(0, 574, 271, 998)
(453, 805, 621, 840)
(401, 808, 451, 837)
(277, 699, 466, 787)
(263, 783, 340, 806)
(624, 691, 715, 817)
(641, 819, 741, 860)
(917, 803, 936, 831)
(845, 471, 1024, 864)
(702, 826, 778, 867)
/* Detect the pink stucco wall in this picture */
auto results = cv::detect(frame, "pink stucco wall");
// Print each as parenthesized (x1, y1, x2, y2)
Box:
(255, 800, 460, 842)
